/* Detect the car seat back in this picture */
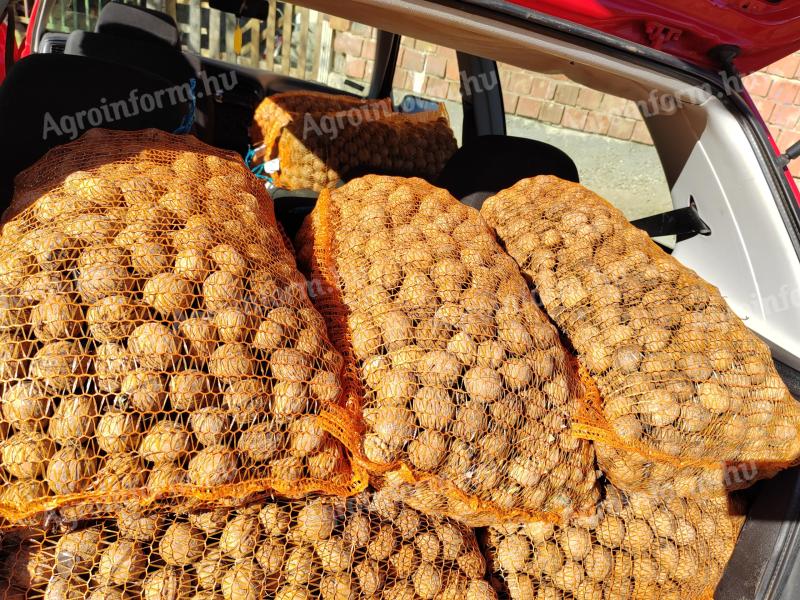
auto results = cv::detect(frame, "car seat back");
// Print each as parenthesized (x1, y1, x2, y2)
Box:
(0, 53, 189, 207)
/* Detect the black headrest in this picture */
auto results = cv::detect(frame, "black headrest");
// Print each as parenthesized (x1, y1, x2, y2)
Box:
(66, 30, 196, 84)
(96, 2, 181, 47)
(436, 135, 580, 205)
(0, 53, 189, 206)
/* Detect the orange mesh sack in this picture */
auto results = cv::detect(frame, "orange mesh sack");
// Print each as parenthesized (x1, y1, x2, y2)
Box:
(0, 490, 497, 600)
(0, 128, 365, 524)
(295, 175, 599, 526)
(484, 485, 747, 600)
(481, 175, 800, 496)
(275, 105, 458, 191)
(250, 90, 394, 161)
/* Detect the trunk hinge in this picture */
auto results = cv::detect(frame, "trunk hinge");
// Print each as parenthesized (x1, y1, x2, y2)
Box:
(710, 44, 742, 77)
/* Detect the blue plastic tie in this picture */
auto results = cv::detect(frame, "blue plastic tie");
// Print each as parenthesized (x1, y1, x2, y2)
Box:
(245, 144, 272, 181)
(174, 78, 197, 135)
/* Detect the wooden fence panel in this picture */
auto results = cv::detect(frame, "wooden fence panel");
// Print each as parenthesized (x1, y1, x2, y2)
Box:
(207, 8, 221, 60)
(312, 10, 323, 79)
(249, 19, 261, 67)
(185, 0, 201, 53)
(296, 6, 309, 79)
(264, 0, 277, 71)
(280, 2, 293, 74)
(224, 12, 236, 62)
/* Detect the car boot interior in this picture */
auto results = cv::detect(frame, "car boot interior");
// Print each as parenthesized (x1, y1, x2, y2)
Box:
(5, 2, 800, 595)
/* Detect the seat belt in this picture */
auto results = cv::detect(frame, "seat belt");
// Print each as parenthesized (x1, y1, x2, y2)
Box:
(630, 197, 711, 242)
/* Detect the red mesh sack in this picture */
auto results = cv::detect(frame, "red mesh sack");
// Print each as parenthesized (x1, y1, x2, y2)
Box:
(481, 175, 800, 496)
(250, 90, 394, 162)
(0, 490, 497, 600)
(295, 175, 599, 526)
(484, 485, 747, 600)
(0, 128, 366, 524)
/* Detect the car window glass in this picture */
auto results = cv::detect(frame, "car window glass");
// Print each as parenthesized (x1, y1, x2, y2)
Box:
(45, 0, 377, 96)
(500, 67, 672, 221)
(390, 34, 672, 222)
(392, 35, 464, 145)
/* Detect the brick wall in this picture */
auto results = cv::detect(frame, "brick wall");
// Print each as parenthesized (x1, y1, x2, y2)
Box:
(744, 53, 800, 179)
(329, 20, 800, 178)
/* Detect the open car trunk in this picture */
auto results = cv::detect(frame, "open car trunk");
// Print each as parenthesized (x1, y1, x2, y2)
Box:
(7, 0, 800, 597)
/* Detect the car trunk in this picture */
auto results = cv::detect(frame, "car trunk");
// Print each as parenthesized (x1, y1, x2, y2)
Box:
(10, 0, 800, 597)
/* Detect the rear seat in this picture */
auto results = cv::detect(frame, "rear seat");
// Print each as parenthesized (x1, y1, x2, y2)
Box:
(0, 53, 189, 207)
(64, 1, 213, 142)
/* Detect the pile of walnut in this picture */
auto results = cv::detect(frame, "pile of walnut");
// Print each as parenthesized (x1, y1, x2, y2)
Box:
(251, 91, 394, 165)
(485, 485, 746, 600)
(0, 131, 349, 518)
(296, 175, 599, 523)
(276, 111, 458, 191)
(0, 491, 496, 600)
(481, 175, 800, 495)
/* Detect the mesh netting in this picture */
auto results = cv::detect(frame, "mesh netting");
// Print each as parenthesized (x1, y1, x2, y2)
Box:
(484, 485, 747, 600)
(250, 91, 394, 163)
(0, 128, 367, 524)
(275, 106, 458, 191)
(0, 490, 496, 600)
(480, 175, 800, 496)
(295, 175, 599, 525)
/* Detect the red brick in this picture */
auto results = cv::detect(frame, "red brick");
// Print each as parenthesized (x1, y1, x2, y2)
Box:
(530, 77, 556, 100)
(517, 97, 542, 119)
(754, 98, 776, 121)
(350, 22, 371, 37)
(577, 88, 603, 110)
(623, 100, 642, 120)
(404, 71, 416, 92)
(599, 95, 628, 116)
(631, 121, 653, 145)
(363, 40, 376, 59)
(401, 48, 425, 72)
(744, 72, 773, 98)
(770, 80, 800, 104)
(777, 128, 800, 150)
(770, 104, 800, 129)
(540, 102, 564, 124)
(345, 58, 366, 79)
(499, 68, 513, 88)
(392, 67, 408, 89)
(584, 112, 611, 135)
(503, 91, 520, 114)
(424, 76, 449, 99)
(782, 130, 800, 176)
(425, 55, 447, 79)
(328, 17, 350, 31)
(554, 83, 580, 106)
(608, 116, 636, 140)
(561, 106, 588, 130)
(766, 54, 800, 78)
(447, 81, 461, 102)
(508, 73, 532, 95)
(436, 46, 457, 61)
(415, 39, 437, 53)
(445, 58, 460, 82)
(333, 32, 363, 57)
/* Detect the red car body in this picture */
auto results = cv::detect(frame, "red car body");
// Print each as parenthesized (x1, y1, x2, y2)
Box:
(507, 0, 800, 74)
